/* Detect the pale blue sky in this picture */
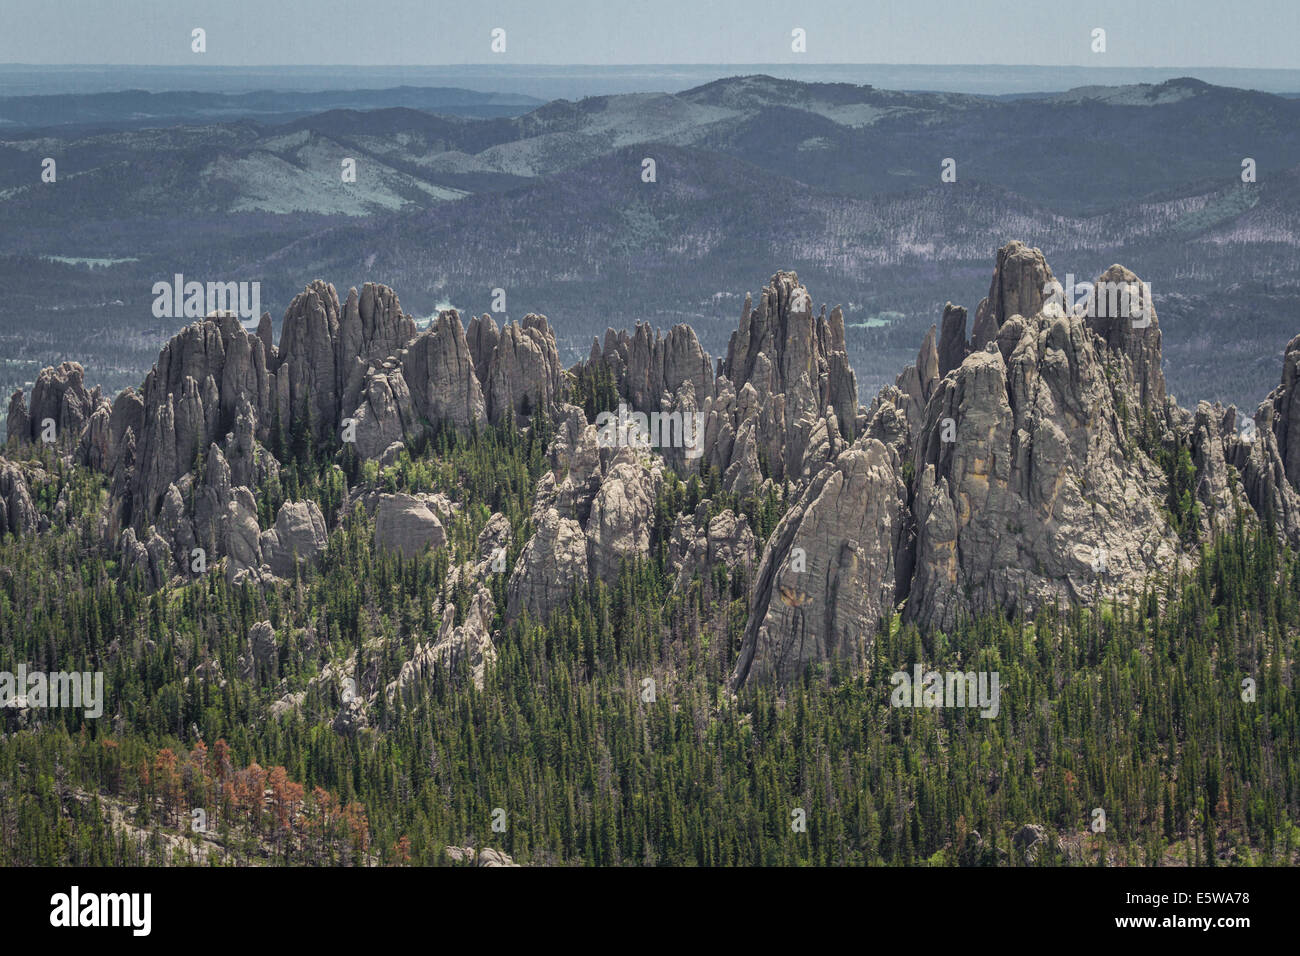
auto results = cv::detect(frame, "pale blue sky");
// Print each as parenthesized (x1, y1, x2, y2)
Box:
(1, 0, 1295, 69)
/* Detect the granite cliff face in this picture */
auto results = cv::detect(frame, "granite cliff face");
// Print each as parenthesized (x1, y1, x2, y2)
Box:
(1274, 334, 1300, 485)
(732, 434, 907, 687)
(3, 281, 564, 584)
(275, 281, 416, 447)
(710, 272, 859, 490)
(731, 242, 1300, 687)
(668, 508, 756, 592)
(485, 314, 563, 426)
(589, 322, 715, 416)
(346, 309, 488, 459)
(0, 460, 39, 537)
(904, 300, 1179, 632)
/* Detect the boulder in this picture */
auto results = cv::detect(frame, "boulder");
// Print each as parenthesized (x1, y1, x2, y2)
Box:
(261, 500, 328, 578)
(373, 493, 448, 558)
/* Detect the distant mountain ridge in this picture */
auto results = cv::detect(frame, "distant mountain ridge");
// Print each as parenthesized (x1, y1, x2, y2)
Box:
(0, 85, 544, 130)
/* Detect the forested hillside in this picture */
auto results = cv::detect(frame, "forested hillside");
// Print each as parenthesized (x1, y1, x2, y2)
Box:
(2, 423, 1298, 865)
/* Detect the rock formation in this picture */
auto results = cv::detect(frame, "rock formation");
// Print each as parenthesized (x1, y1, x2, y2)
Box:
(507, 508, 591, 621)
(373, 493, 449, 558)
(970, 241, 1053, 350)
(905, 311, 1180, 631)
(247, 621, 279, 680)
(274, 281, 415, 446)
(1267, 334, 1300, 489)
(731, 242, 1292, 685)
(506, 402, 665, 622)
(669, 508, 757, 591)
(732, 435, 907, 688)
(408, 584, 497, 692)
(346, 309, 488, 459)
(7, 362, 97, 449)
(937, 303, 969, 378)
(0, 460, 39, 537)
(712, 272, 859, 487)
(261, 500, 329, 578)
(589, 322, 714, 414)
(894, 326, 940, 441)
(484, 314, 562, 425)
(1220, 335, 1300, 546)
(10, 253, 1299, 702)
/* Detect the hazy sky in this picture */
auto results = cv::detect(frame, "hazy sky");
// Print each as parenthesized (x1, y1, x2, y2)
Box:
(1, 0, 1296, 69)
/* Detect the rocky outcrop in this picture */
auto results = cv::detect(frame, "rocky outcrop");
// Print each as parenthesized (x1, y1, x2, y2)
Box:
(970, 241, 1053, 350)
(906, 308, 1181, 632)
(5, 393, 28, 449)
(118, 528, 154, 586)
(273, 281, 415, 447)
(466, 313, 500, 387)
(107, 281, 404, 572)
(1185, 403, 1248, 535)
(531, 404, 605, 522)
(669, 508, 757, 590)
(337, 284, 418, 416)
(274, 280, 333, 398)
(937, 303, 969, 378)
(583, 322, 715, 475)
(260, 500, 329, 578)
(507, 508, 590, 621)
(1012, 824, 1053, 864)
(589, 322, 714, 414)
(445, 846, 519, 867)
(574, 274, 857, 494)
(477, 512, 513, 564)
(1224, 341, 1300, 547)
(373, 493, 448, 559)
(485, 314, 562, 425)
(1267, 334, 1300, 489)
(342, 307, 559, 455)
(256, 312, 276, 365)
(10, 256, 1297, 704)
(402, 310, 488, 433)
(726, 244, 1275, 686)
(221, 488, 264, 580)
(894, 325, 940, 441)
(732, 437, 907, 688)
(345, 309, 487, 459)
(388, 583, 497, 695)
(1228, 416, 1300, 545)
(706, 272, 859, 488)
(117, 526, 173, 589)
(6, 362, 97, 449)
(1083, 263, 1166, 412)
(246, 621, 278, 681)
(0, 460, 39, 537)
(507, 401, 667, 622)
(347, 359, 416, 460)
(129, 312, 272, 524)
(585, 452, 664, 584)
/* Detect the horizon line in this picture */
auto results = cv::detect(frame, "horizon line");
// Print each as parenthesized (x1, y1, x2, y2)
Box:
(4, 62, 1300, 72)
